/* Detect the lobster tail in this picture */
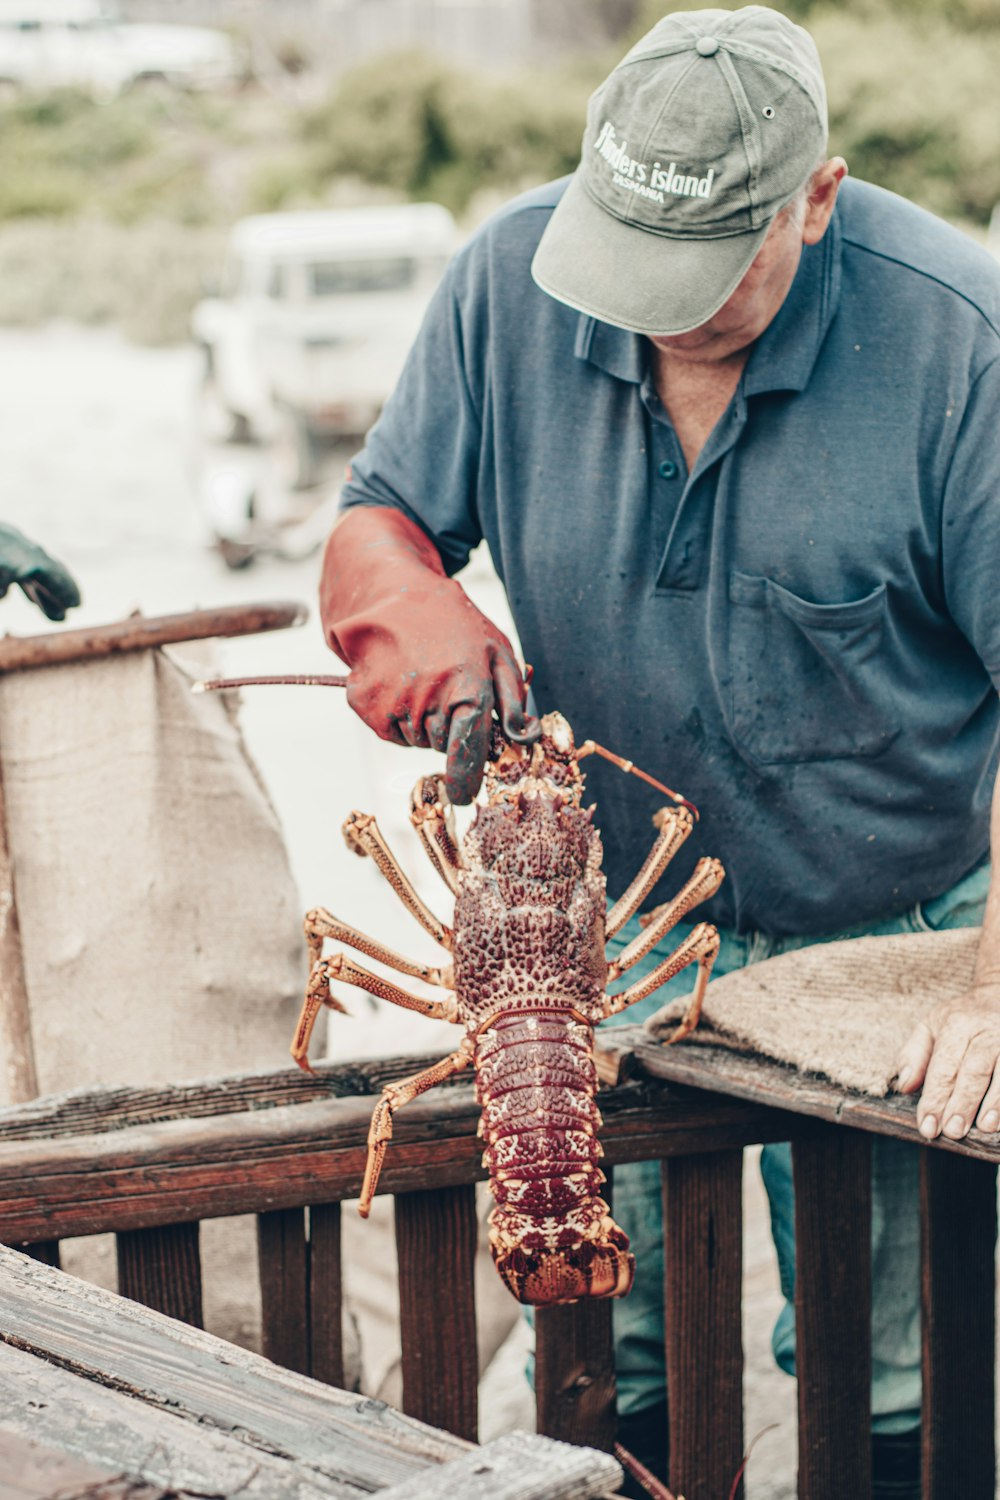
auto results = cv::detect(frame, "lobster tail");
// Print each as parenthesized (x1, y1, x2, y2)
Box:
(493, 1221, 634, 1304)
(476, 1010, 635, 1306)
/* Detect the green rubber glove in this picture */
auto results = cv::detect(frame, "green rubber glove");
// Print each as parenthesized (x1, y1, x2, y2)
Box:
(0, 525, 81, 621)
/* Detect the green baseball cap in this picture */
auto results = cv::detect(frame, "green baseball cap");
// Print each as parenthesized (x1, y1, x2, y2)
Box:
(531, 5, 828, 336)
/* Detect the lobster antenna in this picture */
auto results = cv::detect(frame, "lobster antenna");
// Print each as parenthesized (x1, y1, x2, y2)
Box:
(190, 674, 700, 819)
(192, 673, 349, 694)
(575, 739, 699, 821)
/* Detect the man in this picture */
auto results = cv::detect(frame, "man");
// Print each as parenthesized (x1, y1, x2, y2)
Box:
(319, 8, 1000, 1496)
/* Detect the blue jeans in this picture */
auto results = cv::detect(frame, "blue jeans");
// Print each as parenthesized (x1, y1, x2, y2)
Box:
(602, 859, 991, 1430)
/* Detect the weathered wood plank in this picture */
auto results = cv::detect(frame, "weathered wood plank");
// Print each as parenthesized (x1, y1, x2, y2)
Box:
(116, 1222, 203, 1328)
(0, 1244, 467, 1490)
(309, 1201, 344, 1388)
(258, 1208, 310, 1376)
(793, 1129, 871, 1500)
(0, 1085, 812, 1244)
(9, 1032, 1000, 1163)
(662, 1151, 743, 1500)
(397, 1186, 479, 1442)
(617, 1028, 1000, 1162)
(0, 1341, 355, 1499)
(535, 1299, 616, 1454)
(0, 1431, 167, 1500)
(377, 1431, 623, 1500)
(920, 1150, 997, 1499)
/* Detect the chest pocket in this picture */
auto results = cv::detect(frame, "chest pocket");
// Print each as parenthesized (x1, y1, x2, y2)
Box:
(728, 573, 900, 764)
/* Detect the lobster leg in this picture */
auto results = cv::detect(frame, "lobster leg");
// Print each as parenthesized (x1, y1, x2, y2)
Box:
(342, 811, 453, 948)
(291, 952, 459, 1074)
(605, 806, 695, 938)
(606, 858, 725, 978)
(410, 775, 463, 896)
(304, 907, 454, 987)
(360, 1038, 476, 1215)
(599, 921, 721, 1043)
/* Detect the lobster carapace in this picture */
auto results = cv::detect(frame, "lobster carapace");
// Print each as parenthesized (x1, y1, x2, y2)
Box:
(292, 712, 725, 1305)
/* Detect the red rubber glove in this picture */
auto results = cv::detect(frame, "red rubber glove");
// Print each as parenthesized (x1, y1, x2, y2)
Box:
(320, 506, 539, 803)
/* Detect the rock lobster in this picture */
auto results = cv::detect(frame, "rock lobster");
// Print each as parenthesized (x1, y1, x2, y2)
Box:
(290, 711, 725, 1306)
(196, 671, 725, 1306)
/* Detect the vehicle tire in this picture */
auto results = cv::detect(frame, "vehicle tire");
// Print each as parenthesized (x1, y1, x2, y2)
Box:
(199, 351, 251, 445)
(216, 537, 257, 570)
(270, 405, 325, 491)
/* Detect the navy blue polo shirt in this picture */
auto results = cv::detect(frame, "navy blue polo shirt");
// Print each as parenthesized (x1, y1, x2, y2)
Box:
(341, 177, 1000, 936)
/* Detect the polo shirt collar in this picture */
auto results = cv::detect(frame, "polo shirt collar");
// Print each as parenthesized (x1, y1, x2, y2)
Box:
(743, 208, 842, 396)
(575, 205, 843, 396)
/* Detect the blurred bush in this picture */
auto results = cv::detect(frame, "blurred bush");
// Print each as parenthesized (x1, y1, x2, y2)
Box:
(300, 52, 585, 213)
(0, 218, 225, 343)
(0, 2, 998, 341)
(622, 0, 1000, 223)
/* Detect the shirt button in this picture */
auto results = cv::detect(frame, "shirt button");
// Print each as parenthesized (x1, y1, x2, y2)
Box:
(658, 459, 679, 479)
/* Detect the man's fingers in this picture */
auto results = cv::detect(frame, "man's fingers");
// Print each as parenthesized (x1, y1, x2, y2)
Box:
(938, 1040, 999, 1139)
(916, 1021, 982, 1140)
(445, 701, 492, 805)
(894, 1022, 934, 1095)
(975, 1070, 1000, 1133)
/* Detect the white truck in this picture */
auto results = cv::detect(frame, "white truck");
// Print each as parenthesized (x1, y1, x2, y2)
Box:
(192, 203, 459, 491)
(0, 0, 242, 96)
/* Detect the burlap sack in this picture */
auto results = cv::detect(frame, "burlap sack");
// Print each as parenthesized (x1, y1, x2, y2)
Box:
(0, 645, 305, 1095)
(0, 644, 311, 1357)
(646, 927, 982, 1096)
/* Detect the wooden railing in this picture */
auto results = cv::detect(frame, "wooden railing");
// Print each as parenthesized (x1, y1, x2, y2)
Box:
(0, 1029, 995, 1500)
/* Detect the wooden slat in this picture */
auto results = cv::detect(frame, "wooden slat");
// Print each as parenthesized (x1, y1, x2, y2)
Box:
(0, 1084, 814, 1245)
(921, 1149, 997, 1498)
(662, 1151, 743, 1500)
(0, 1429, 170, 1500)
(116, 1222, 203, 1328)
(308, 1201, 344, 1388)
(534, 1300, 616, 1453)
(618, 1026, 1000, 1160)
(793, 1128, 871, 1500)
(0, 601, 307, 674)
(258, 1208, 310, 1376)
(396, 1186, 478, 1442)
(377, 1431, 623, 1500)
(0, 1243, 468, 1488)
(0, 1341, 354, 1500)
(11, 1034, 1000, 1164)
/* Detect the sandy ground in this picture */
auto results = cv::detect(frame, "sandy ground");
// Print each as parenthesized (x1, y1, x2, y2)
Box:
(0, 323, 800, 1495)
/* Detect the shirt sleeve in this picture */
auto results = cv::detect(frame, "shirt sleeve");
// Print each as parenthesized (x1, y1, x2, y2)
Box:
(339, 250, 486, 577)
(941, 354, 1000, 690)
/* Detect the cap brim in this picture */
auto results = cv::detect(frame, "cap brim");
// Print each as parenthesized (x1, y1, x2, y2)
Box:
(531, 172, 772, 337)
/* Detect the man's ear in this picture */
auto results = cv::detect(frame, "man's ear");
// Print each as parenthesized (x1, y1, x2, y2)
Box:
(803, 157, 848, 246)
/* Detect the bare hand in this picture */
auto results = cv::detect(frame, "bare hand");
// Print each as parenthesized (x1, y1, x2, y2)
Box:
(895, 982, 1000, 1139)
